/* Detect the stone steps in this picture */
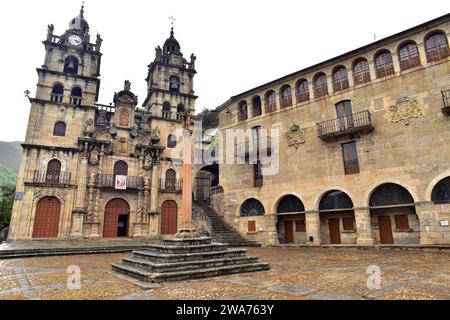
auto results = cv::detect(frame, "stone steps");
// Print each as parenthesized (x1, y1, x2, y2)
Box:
(111, 236, 269, 283)
(112, 261, 270, 283)
(132, 248, 247, 263)
(120, 255, 260, 273)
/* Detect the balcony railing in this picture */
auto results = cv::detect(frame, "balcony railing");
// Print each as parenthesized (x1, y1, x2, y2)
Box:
(70, 96, 82, 106)
(236, 135, 272, 156)
(159, 179, 183, 193)
(265, 102, 277, 113)
(317, 110, 374, 140)
(50, 94, 64, 103)
(442, 90, 450, 115)
(30, 170, 72, 185)
(280, 97, 292, 108)
(95, 174, 144, 190)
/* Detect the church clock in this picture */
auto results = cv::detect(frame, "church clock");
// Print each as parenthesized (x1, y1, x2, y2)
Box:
(68, 35, 82, 46)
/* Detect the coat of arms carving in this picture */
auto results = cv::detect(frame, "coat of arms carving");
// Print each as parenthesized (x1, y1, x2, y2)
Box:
(390, 97, 424, 125)
(285, 125, 305, 149)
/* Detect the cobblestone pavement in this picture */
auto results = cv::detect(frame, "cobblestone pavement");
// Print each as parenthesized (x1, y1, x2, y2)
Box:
(0, 247, 448, 300)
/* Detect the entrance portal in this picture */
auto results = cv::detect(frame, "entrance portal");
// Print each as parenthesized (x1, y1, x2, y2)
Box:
(103, 199, 130, 238)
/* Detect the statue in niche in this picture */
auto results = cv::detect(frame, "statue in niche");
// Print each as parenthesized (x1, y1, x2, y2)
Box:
(83, 119, 95, 138)
(143, 155, 152, 171)
(89, 148, 99, 165)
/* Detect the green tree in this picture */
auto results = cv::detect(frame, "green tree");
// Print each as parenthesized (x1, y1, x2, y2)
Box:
(196, 108, 219, 131)
(0, 187, 14, 229)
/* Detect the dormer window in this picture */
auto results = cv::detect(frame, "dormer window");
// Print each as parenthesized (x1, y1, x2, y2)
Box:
(169, 75, 181, 93)
(64, 56, 79, 75)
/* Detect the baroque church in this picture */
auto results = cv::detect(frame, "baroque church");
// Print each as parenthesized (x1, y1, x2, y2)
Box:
(9, 6, 197, 240)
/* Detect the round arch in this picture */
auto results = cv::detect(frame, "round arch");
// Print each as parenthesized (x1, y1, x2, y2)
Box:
(364, 180, 419, 207)
(276, 195, 305, 214)
(369, 183, 414, 208)
(426, 170, 450, 201)
(103, 198, 130, 238)
(240, 198, 265, 217)
(33, 196, 61, 239)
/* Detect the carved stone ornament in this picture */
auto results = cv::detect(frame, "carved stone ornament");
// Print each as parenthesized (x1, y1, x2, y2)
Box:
(285, 124, 305, 149)
(33, 188, 67, 202)
(89, 148, 99, 165)
(390, 97, 424, 125)
(119, 109, 130, 127)
(130, 126, 138, 138)
(83, 119, 95, 138)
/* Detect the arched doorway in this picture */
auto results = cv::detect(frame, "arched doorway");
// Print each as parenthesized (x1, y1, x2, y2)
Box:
(46, 159, 61, 184)
(33, 197, 61, 238)
(103, 199, 130, 238)
(369, 183, 419, 245)
(114, 161, 128, 176)
(161, 200, 178, 235)
(319, 190, 356, 245)
(194, 165, 219, 203)
(276, 195, 306, 244)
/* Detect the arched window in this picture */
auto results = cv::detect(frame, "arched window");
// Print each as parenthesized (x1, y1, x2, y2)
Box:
(332, 66, 349, 92)
(313, 73, 328, 99)
(176, 104, 185, 121)
(63, 56, 79, 75)
(70, 86, 82, 106)
(319, 190, 354, 211)
(277, 195, 305, 214)
(353, 59, 371, 85)
(167, 134, 177, 148)
(369, 183, 414, 207)
(399, 42, 421, 71)
(252, 96, 262, 117)
(113, 161, 128, 176)
(280, 85, 292, 108)
(431, 177, 450, 204)
(46, 159, 61, 184)
(265, 90, 277, 113)
(241, 199, 265, 216)
(238, 101, 248, 121)
(169, 75, 181, 93)
(162, 102, 171, 119)
(375, 51, 395, 78)
(51, 84, 64, 103)
(425, 32, 450, 62)
(165, 169, 177, 191)
(53, 122, 66, 137)
(296, 79, 310, 103)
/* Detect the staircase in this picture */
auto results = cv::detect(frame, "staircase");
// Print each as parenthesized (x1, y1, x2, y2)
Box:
(112, 237, 269, 283)
(193, 202, 261, 247)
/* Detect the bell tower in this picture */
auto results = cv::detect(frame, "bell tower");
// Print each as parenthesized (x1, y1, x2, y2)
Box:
(143, 27, 197, 122)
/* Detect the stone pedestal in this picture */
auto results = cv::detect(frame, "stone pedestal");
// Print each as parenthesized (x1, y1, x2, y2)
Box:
(70, 209, 85, 239)
(355, 208, 375, 246)
(112, 237, 270, 283)
(305, 212, 321, 246)
(89, 222, 101, 239)
(133, 223, 144, 239)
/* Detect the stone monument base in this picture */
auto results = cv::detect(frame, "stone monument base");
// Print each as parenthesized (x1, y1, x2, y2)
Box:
(112, 237, 269, 283)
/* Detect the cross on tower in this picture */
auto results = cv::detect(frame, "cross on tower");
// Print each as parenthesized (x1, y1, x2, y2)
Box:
(169, 16, 176, 29)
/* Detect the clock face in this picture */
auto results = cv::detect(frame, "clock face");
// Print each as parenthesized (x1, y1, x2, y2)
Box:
(68, 35, 82, 46)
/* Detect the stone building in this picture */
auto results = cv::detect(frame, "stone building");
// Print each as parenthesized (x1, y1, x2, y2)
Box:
(8, 6, 197, 240)
(214, 14, 450, 246)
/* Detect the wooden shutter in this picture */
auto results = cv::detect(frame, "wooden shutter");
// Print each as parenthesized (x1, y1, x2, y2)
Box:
(342, 142, 360, 175)
(248, 221, 256, 232)
(343, 218, 355, 231)
(395, 215, 410, 230)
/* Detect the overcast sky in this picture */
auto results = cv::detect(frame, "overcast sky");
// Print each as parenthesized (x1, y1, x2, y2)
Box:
(0, 0, 448, 142)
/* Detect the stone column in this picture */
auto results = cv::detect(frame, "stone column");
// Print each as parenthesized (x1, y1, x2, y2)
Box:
(149, 166, 160, 236)
(264, 213, 279, 245)
(181, 129, 193, 230)
(355, 208, 375, 246)
(305, 212, 321, 246)
(75, 153, 89, 209)
(414, 202, 436, 245)
(70, 210, 85, 239)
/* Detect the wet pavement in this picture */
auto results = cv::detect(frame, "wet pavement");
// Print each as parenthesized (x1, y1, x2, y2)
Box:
(0, 247, 448, 300)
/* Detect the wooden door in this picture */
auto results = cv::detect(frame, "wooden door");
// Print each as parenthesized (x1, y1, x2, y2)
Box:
(336, 101, 354, 130)
(284, 221, 294, 244)
(103, 199, 129, 238)
(161, 201, 178, 235)
(329, 218, 341, 244)
(33, 197, 60, 238)
(378, 216, 394, 244)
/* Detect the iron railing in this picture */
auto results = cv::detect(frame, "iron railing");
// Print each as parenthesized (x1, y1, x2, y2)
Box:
(280, 97, 292, 108)
(317, 110, 374, 139)
(31, 170, 72, 185)
(95, 174, 144, 190)
(265, 102, 277, 113)
(159, 179, 183, 193)
(211, 186, 224, 195)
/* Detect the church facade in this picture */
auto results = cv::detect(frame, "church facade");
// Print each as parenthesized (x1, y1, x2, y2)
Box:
(215, 14, 450, 246)
(9, 7, 197, 240)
